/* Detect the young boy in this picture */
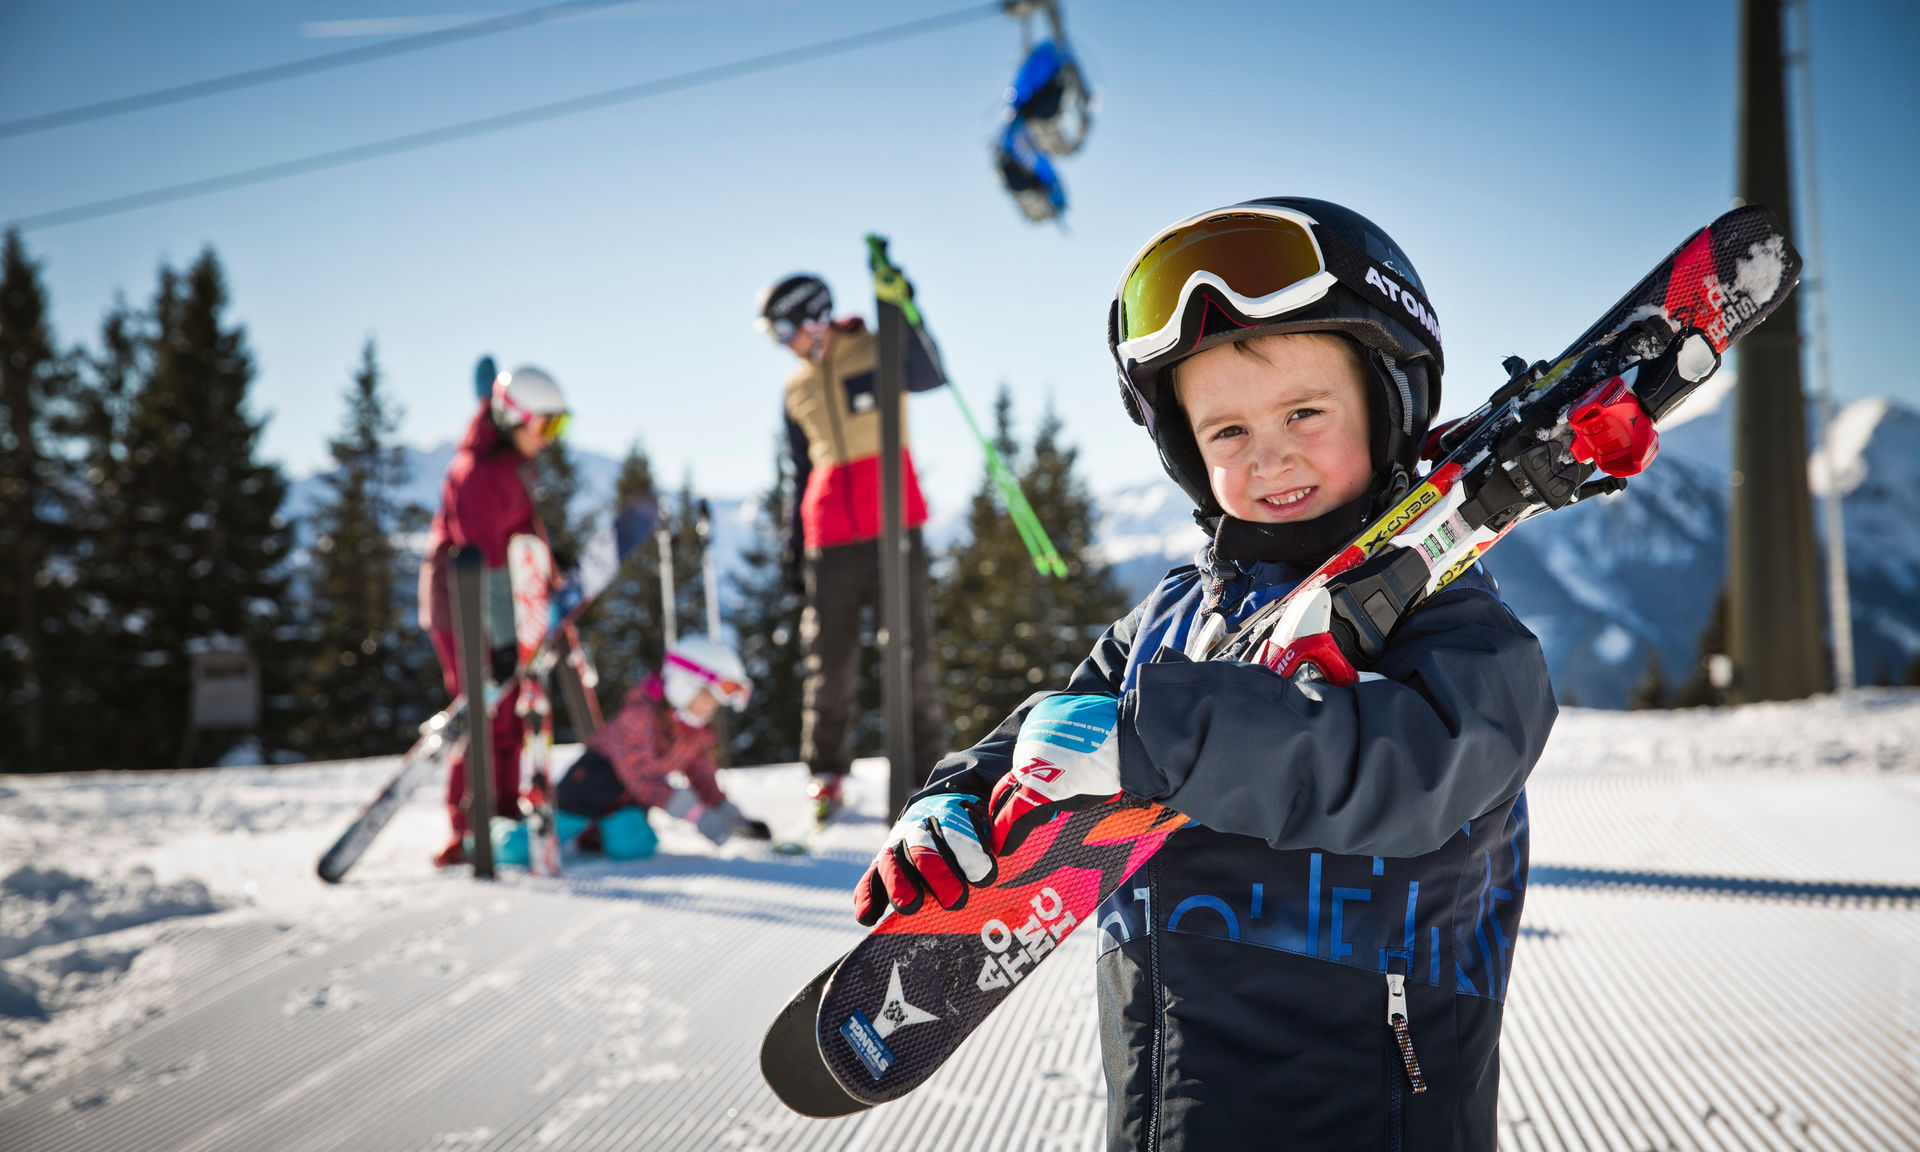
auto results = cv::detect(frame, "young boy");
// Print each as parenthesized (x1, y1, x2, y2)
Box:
(549, 635, 770, 860)
(854, 199, 1557, 1150)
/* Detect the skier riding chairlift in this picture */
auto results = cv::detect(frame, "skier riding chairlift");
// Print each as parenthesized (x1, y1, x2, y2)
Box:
(1007, 39, 1091, 157)
(993, 116, 1067, 224)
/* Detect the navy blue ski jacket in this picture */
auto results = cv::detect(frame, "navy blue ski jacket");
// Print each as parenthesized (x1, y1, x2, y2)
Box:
(918, 555, 1556, 1151)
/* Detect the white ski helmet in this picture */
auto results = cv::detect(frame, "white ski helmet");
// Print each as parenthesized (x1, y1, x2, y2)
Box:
(490, 365, 570, 441)
(662, 635, 752, 727)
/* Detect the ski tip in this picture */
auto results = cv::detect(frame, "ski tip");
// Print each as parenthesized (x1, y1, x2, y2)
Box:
(761, 955, 870, 1118)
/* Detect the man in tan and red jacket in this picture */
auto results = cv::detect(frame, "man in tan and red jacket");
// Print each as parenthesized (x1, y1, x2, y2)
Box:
(417, 365, 569, 866)
(758, 274, 949, 819)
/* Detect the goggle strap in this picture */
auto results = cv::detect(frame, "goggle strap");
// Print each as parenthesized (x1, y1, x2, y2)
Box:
(1310, 224, 1444, 366)
(666, 652, 750, 703)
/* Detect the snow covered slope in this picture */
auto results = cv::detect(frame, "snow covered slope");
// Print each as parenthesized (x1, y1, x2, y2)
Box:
(2, 693, 1916, 1149)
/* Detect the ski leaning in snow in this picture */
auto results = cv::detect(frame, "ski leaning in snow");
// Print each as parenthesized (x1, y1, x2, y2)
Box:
(316, 501, 658, 884)
(508, 534, 564, 877)
(760, 204, 1803, 1115)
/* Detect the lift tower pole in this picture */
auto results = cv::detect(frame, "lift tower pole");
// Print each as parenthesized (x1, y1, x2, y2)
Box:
(1728, 0, 1824, 702)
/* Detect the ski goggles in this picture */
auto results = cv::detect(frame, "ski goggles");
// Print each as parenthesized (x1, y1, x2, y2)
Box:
(494, 387, 572, 442)
(759, 315, 800, 346)
(1115, 206, 1338, 365)
(665, 652, 753, 710)
(1111, 205, 1442, 424)
(522, 410, 571, 442)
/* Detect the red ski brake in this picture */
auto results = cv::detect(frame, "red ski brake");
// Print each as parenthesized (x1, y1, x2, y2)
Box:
(1567, 375, 1660, 476)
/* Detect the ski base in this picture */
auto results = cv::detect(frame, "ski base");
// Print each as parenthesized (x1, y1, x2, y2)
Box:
(316, 708, 465, 884)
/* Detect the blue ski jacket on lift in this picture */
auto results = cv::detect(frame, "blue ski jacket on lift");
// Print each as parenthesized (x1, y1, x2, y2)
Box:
(1009, 40, 1070, 120)
(994, 116, 1066, 222)
(918, 552, 1556, 1150)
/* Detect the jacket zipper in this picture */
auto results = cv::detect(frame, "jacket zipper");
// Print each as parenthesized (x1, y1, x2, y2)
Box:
(1387, 972, 1428, 1092)
(1145, 864, 1165, 1152)
(1386, 973, 1425, 1152)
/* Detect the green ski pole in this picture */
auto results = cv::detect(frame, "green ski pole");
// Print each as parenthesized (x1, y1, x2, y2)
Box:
(865, 234, 1068, 579)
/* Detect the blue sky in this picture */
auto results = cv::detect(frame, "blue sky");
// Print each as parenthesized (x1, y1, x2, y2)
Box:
(3, 0, 1914, 514)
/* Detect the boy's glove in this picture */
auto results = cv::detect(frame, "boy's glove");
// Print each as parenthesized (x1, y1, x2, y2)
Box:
(989, 694, 1124, 855)
(666, 789, 743, 845)
(854, 793, 997, 926)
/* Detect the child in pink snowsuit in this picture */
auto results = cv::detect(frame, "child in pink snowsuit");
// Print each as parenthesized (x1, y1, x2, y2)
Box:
(554, 637, 770, 858)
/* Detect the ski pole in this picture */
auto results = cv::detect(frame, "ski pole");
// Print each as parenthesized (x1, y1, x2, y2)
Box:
(864, 234, 1068, 579)
(943, 381, 1066, 577)
(697, 499, 722, 638)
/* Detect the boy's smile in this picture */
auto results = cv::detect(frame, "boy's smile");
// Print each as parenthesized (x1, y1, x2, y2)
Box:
(1174, 333, 1374, 525)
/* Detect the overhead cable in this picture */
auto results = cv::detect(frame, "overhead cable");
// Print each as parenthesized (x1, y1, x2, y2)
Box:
(9, 5, 1001, 232)
(0, 0, 642, 141)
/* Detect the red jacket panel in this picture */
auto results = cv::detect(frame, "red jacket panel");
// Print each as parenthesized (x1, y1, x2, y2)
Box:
(418, 404, 537, 631)
(800, 450, 931, 550)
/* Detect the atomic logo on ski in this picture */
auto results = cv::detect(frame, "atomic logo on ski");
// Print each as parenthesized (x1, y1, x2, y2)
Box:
(839, 963, 939, 1080)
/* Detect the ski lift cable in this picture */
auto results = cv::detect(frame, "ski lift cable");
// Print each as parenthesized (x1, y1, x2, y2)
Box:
(8, 4, 1003, 233)
(0, 0, 649, 142)
(1788, 0, 1854, 692)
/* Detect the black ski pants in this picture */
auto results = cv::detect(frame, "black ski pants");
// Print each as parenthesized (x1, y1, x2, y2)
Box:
(801, 531, 947, 784)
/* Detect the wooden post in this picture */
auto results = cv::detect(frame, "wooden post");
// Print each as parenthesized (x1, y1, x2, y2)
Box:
(449, 545, 496, 879)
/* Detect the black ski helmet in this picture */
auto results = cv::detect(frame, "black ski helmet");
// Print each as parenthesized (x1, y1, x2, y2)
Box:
(1107, 197, 1443, 518)
(756, 274, 832, 342)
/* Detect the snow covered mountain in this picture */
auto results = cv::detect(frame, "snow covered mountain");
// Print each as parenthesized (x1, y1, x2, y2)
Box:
(288, 390, 1920, 709)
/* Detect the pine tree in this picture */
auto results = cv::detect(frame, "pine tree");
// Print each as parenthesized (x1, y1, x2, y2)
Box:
(52, 299, 145, 768)
(291, 341, 441, 759)
(103, 251, 293, 767)
(530, 437, 591, 570)
(1669, 588, 1730, 708)
(1627, 648, 1670, 711)
(934, 388, 1133, 750)
(665, 471, 711, 644)
(725, 433, 807, 765)
(0, 229, 76, 771)
(575, 441, 661, 714)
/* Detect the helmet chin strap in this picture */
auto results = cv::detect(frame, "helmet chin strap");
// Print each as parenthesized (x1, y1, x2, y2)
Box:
(1199, 490, 1376, 571)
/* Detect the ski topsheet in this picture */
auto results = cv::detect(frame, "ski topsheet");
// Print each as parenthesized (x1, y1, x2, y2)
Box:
(762, 205, 1803, 1114)
(508, 534, 564, 878)
(316, 501, 657, 884)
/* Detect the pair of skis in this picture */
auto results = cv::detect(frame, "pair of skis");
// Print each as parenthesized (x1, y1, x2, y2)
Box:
(315, 501, 658, 885)
(762, 204, 1804, 1115)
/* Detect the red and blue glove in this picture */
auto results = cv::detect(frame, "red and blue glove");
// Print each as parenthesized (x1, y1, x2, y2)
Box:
(988, 693, 1124, 856)
(854, 793, 998, 926)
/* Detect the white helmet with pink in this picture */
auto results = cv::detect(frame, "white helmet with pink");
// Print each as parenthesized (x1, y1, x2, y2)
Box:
(662, 635, 752, 727)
